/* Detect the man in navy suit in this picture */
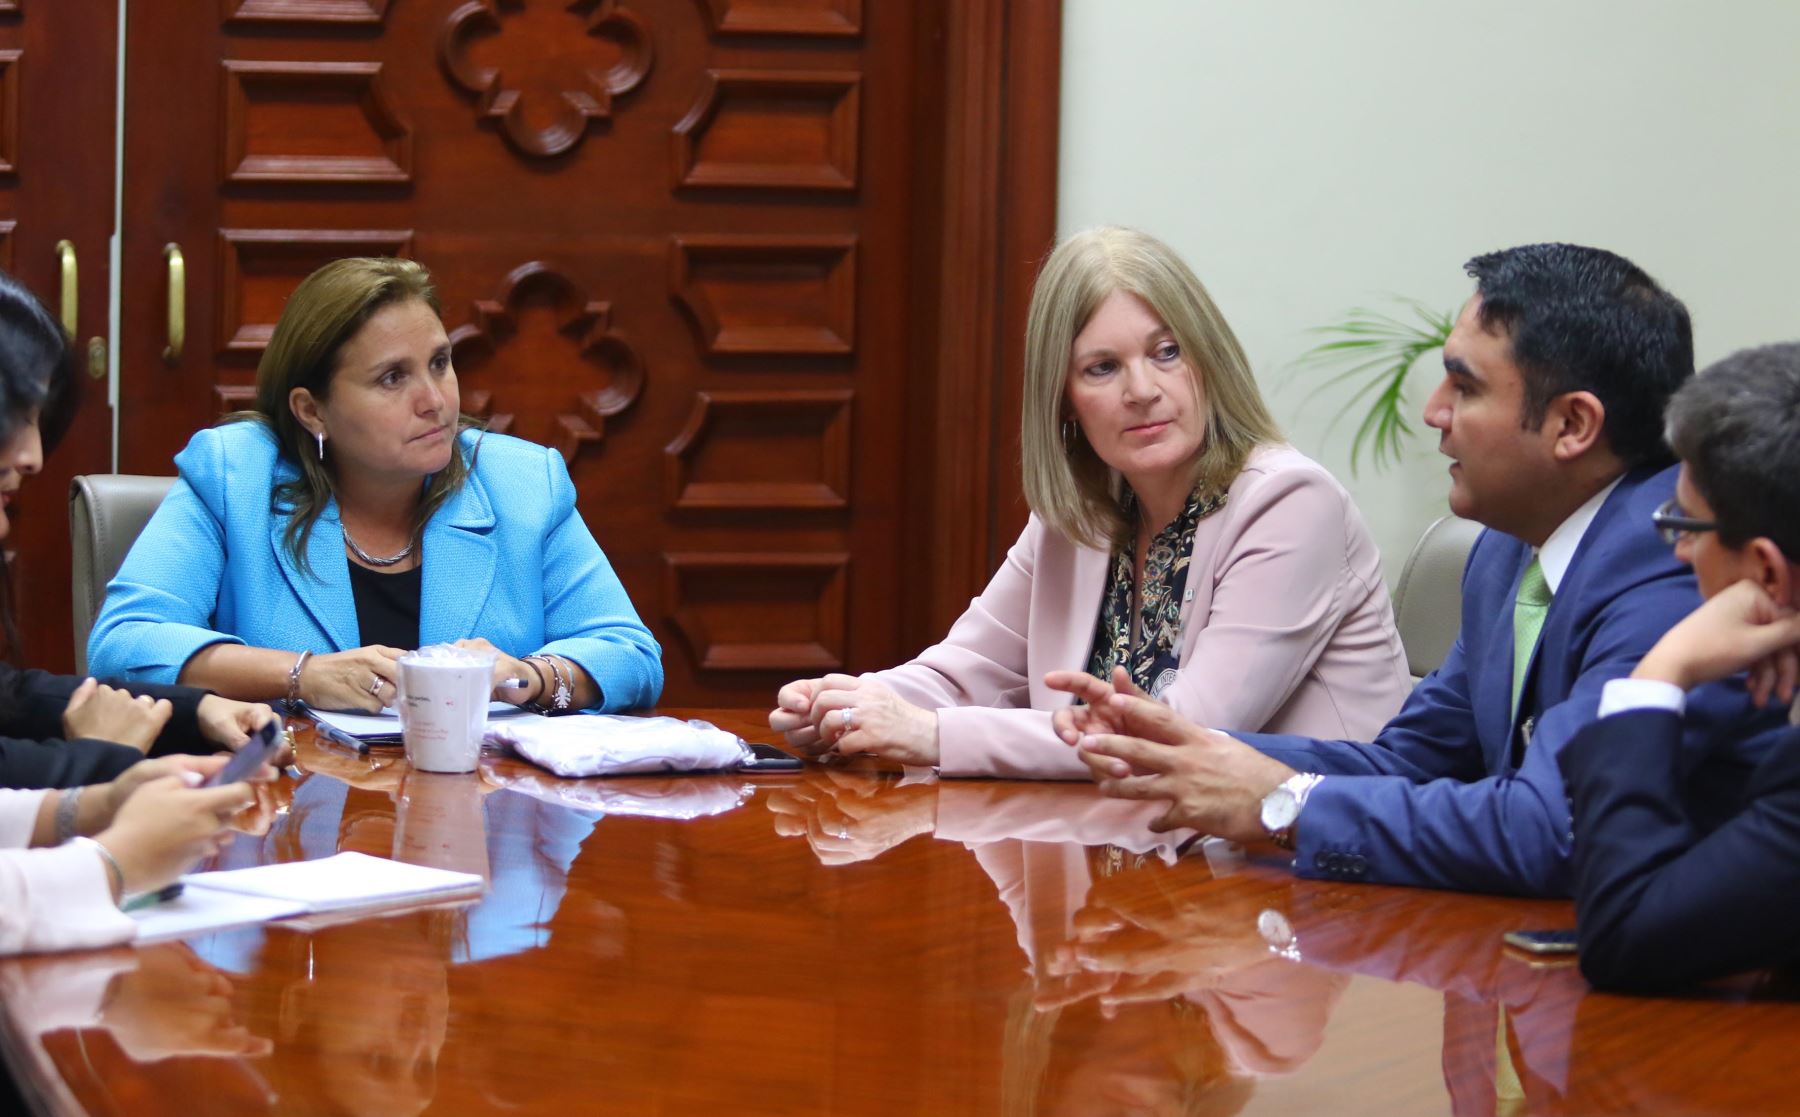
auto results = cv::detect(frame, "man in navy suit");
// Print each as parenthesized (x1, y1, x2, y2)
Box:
(1053, 243, 1778, 895)
(1559, 342, 1800, 990)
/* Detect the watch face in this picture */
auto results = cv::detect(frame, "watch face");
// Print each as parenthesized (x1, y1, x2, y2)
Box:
(1256, 908, 1293, 945)
(1261, 786, 1298, 831)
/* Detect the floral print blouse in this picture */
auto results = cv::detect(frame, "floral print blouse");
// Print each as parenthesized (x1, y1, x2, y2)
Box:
(1085, 484, 1228, 699)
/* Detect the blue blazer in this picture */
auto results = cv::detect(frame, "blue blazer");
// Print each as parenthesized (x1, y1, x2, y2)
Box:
(1237, 463, 1777, 895)
(87, 422, 663, 712)
(1561, 709, 1800, 990)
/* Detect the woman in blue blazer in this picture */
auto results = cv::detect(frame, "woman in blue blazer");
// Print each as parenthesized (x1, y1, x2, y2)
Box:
(88, 258, 661, 715)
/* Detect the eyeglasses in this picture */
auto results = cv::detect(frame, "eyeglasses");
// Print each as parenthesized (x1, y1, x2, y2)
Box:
(1651, 497, 1719, 546)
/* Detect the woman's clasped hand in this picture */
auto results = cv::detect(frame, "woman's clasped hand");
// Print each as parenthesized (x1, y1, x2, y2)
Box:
(61, 678, 173, 752)
(60, 677, 278, 756)
(770, 674, 942, 766)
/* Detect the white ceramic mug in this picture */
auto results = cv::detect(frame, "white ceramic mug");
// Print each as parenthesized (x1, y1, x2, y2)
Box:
(396, 646, 496, 773)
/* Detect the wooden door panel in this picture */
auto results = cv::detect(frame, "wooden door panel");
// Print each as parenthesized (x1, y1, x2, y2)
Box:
(0, 0, 117, 673)
(119, 1, 1056, 704)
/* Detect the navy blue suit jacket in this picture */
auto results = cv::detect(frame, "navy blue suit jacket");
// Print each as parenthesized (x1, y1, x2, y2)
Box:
(1561, 708, 1800, 990)
(1236, 464, 1776, 895)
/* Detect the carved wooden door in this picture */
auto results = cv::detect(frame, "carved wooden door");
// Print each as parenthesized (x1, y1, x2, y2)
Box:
(115, 0, 1056, 704)
(0, 0, 119, 672)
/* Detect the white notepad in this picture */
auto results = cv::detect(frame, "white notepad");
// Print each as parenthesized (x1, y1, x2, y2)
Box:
(131, 892, 307, 944)
(130, 852, 487, 943)
(307, 702, 525, 744)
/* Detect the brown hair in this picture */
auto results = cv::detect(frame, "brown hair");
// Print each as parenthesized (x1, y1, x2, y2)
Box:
(227, 257, 481, 573)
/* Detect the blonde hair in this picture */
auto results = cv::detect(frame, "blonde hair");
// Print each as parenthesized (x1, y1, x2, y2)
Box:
(226, 257, 481, 572)
(1021, 227, 1279, 548)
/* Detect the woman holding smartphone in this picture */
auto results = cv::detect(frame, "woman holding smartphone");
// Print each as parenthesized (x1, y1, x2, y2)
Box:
(0, 269, 259, 957)
(0, 277, 274, 790)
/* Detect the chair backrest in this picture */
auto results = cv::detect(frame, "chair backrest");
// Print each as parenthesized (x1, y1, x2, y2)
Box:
(69, 474, 176, 674)
(1393, 514, 1483, 681)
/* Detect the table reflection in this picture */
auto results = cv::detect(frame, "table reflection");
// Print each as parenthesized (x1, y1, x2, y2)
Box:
(199, 752, 761, 973)
(250, 913, 452, 1117)
(7, 719, 1800, 1116)
(770, 773, 1351, 1115)
(0, 942, 276, 1114)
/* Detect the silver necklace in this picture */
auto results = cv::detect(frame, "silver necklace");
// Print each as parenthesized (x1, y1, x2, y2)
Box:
(343, 527, 414, 568)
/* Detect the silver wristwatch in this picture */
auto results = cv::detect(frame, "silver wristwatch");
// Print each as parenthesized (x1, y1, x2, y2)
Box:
(1260, 772, 1323, 850)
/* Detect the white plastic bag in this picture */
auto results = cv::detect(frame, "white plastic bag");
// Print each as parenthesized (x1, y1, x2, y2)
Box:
(485, 714, 752, 778)
(493, 771, 755, 820)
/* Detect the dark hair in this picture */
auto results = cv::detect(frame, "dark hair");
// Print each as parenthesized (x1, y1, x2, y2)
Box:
(0, 270, 62, 445)
(1664, 341, 1800, 561)
(1464, 243, 1693, 467)
(226, 257, 480, 572)
(0, 270, 74, 664)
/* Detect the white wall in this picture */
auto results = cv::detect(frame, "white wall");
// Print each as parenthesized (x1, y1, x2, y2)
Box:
(1059, 0, 1800, 585)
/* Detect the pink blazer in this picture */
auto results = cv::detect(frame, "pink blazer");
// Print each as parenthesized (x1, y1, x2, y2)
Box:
(873, 445, 1412, 778)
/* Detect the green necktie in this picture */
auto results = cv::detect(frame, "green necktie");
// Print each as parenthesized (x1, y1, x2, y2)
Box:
(1510, 558, 1552, 720)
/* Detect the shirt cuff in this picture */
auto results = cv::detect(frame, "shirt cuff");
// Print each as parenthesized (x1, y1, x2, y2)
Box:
(1598, 677, 1686, 718)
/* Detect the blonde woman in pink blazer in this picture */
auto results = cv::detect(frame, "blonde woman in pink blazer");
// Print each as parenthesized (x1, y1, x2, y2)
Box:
(770, 227, 1411, 778)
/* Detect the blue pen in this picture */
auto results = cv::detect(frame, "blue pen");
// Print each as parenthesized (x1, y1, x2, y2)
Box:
(312, 719, 373, 755)
(121, 883, 184, 913)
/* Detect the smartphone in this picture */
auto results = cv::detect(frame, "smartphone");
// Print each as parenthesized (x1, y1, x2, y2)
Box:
(204, 718, 283, 787)
(740, 742, 806, 773)
(1502, 928, 1580, 955)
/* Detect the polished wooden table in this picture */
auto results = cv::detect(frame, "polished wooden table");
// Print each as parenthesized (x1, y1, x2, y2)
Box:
(4, 710, 1798, 1116)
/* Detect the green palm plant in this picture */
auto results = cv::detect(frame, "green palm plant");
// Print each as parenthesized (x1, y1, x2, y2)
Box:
(1284, 298, 1454, 475)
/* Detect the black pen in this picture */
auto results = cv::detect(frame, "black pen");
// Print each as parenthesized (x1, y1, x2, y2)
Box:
(121, 883, 184, 913)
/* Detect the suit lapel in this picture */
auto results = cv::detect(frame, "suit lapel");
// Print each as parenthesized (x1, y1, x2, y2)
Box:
(418, 468, 498, 647)
(270, 498, 360, 651)
(1477, 550, 1528, 771)
(1040, 541, 1111, 704)
(1505, 470, 1649, 758)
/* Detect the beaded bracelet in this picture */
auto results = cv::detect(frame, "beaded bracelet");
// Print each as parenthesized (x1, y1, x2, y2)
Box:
(521, 654, 572, 715)
(53, 785, 85, 846)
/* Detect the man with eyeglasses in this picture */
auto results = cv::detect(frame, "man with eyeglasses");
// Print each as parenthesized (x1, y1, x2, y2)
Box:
(1558, 342, 1800, 989)
(1052, 243, 1780, 896)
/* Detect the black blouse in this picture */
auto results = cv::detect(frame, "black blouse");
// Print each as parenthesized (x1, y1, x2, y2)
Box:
(347, 562, 423, 651)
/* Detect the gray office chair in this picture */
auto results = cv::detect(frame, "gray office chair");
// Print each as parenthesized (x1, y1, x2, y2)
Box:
(1393, 514, 1483, 681)
(69, 474, 176, 674)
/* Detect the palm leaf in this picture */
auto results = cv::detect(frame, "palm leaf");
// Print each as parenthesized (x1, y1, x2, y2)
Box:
(1281, 298, 1454, 475)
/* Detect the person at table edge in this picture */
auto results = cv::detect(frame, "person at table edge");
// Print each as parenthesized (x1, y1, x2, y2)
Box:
(85, 257, 661, 715)
(772, 226, 1412, 777)
(1559, 341, 1800, 990)
(1061, 242, 1780, 896)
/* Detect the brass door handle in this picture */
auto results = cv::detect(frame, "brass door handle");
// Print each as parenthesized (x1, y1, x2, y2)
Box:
(54, 239, 77, 335)
(164, 243, 185, 363)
